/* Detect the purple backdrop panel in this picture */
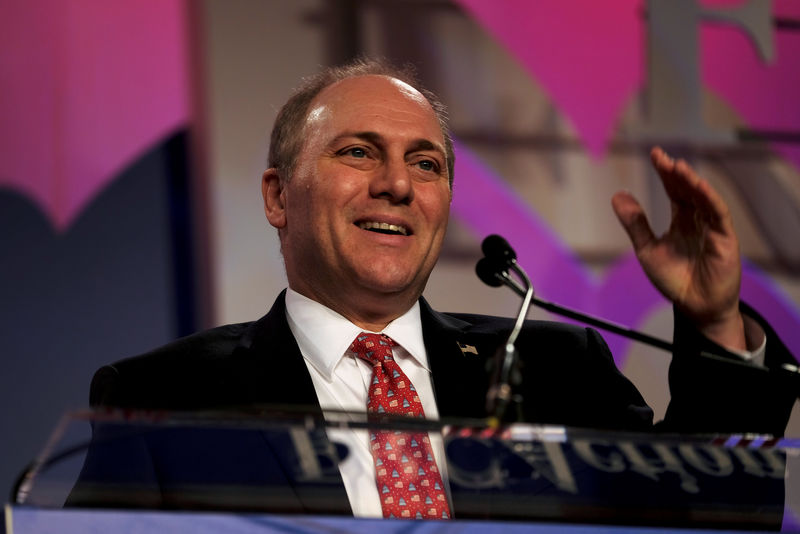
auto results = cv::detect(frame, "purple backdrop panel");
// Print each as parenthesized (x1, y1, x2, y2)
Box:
(0, 0, 190, 231)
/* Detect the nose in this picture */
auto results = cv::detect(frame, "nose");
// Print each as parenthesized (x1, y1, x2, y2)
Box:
(369, 156, 414, 204)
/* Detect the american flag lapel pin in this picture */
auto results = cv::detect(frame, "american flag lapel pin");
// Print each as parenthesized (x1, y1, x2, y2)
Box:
(457, 342, 478, 356)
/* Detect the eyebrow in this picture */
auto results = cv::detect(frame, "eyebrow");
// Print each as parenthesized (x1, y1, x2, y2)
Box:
(332, 131, 447, 160)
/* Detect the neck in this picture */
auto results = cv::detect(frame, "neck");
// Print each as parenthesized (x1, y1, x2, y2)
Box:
(288, 284, 417, 332)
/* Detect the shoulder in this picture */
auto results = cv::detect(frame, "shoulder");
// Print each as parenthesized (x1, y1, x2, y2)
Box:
(429, 308, 651, 429)
(115, 322, 253, 368)
(438, 309, 598, 345)
(426, 305, 612, 365)
(90, 321, 256, 409)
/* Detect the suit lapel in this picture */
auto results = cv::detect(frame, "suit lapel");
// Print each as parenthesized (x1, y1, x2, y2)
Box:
(230, 290, 321, 410)
(226, 291, 352, 515)
(420, 298, 501, 420)
(233, 292, 501, 418)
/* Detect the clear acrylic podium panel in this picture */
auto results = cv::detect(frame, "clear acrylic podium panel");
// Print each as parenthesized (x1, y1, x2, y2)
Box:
(11, 409, 800, 531)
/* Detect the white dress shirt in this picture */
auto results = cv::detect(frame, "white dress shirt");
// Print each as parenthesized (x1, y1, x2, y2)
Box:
(284, 288, 450, 518)
(736, 314, 767, 366)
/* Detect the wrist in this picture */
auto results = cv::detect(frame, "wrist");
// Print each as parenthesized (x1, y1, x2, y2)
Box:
(695, 308, 747, 352)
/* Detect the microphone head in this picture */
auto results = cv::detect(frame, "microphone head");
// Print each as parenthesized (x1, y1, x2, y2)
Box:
(475, 257, 506, 287)
(481, 234, 516, 263)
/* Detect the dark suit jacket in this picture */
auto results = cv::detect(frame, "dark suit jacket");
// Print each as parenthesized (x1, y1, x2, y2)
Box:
(89, 291, 654, 427)
(91, 291, 796, 433)
(71, 291, 796, 515)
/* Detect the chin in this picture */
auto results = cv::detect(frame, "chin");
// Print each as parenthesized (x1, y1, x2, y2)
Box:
(355, 272, 423, 298)
(345, 256, 431, 292)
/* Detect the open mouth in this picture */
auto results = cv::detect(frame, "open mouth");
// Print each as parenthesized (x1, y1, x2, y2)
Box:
(358, 221, 409, 236)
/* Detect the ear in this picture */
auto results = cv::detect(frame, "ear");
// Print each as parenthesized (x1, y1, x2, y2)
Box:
(262, 168, 287, 229)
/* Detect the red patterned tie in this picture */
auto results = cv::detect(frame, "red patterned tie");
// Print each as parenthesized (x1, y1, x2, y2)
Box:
(349, 332, 451, 520)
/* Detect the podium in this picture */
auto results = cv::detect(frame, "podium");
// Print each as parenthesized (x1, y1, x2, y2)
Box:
(7, 409, 799, 532)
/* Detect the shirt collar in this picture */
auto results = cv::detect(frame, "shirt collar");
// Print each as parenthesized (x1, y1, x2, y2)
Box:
(284, 288, 429, 381)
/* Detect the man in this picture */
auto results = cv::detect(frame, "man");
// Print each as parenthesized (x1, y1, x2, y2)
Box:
(79, 59, 795, 518)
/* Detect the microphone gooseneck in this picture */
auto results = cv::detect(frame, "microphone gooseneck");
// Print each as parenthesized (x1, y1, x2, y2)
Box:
(478, 234, 675, 352)
(476, 233, 800, 411)
(477, 235, 534, 425)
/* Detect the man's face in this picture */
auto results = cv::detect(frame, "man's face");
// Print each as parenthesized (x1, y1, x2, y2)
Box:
(266, 75, 451, 322)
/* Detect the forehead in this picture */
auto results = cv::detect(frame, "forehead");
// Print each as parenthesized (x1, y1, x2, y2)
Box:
(305, 75, 442, 141)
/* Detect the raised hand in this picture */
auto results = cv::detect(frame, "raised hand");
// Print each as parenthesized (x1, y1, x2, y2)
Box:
(611, 147, 746, 351)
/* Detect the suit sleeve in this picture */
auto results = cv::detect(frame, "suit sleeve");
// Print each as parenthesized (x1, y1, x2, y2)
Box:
(516, 322, 655, 431)
(66, 367, 164, 508)
(89, 365, 123, 407)
(662, 303, 797, 435)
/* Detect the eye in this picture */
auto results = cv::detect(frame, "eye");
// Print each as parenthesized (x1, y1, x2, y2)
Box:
(342, 146, 367, 158)
(415, 159, 439, 173)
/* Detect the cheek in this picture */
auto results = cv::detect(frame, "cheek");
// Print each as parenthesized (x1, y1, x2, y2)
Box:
(288, 180, 359, 244)
(420, 186, 452, 228)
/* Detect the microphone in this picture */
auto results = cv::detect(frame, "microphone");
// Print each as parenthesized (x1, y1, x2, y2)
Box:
(476, 234, 800, 402)
(477, 235, 527, 295)
(477, 235, 534, 424)
(475, 257, 505, 287)
(477, 235, 674, 352)
(481, 234, 516, 263)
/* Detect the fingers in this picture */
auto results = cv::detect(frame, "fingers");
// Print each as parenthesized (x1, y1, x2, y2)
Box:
(611, 190, 655, 252)
(649, 147, 732, 232)
(650, 147, 695, 208)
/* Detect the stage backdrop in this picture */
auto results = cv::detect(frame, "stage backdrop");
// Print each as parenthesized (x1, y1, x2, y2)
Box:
(1, 0, 799, 515)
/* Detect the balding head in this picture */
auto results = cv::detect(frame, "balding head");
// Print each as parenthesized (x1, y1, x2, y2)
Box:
(268, 58, 455, 187)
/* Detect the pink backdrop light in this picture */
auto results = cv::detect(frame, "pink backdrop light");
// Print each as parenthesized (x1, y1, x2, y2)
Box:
(454, 0, 643, 158)
(455, 0, 800, 169)
(0, 0, 190, 231)
(703, 7, 800, 169)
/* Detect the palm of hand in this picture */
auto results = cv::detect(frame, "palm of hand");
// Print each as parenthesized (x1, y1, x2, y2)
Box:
(612, 148, 744, 345)
(636, 200, 741, 326)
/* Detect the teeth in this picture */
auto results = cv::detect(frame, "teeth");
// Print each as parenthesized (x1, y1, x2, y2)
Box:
(358, 221, 408, 235)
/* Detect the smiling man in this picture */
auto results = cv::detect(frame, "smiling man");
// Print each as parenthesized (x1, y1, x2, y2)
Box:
(80, 59, 796, 519)
(262, 73, 451, 332)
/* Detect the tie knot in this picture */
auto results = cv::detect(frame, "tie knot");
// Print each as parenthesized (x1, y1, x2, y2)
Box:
(350, 332, 396, 366)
